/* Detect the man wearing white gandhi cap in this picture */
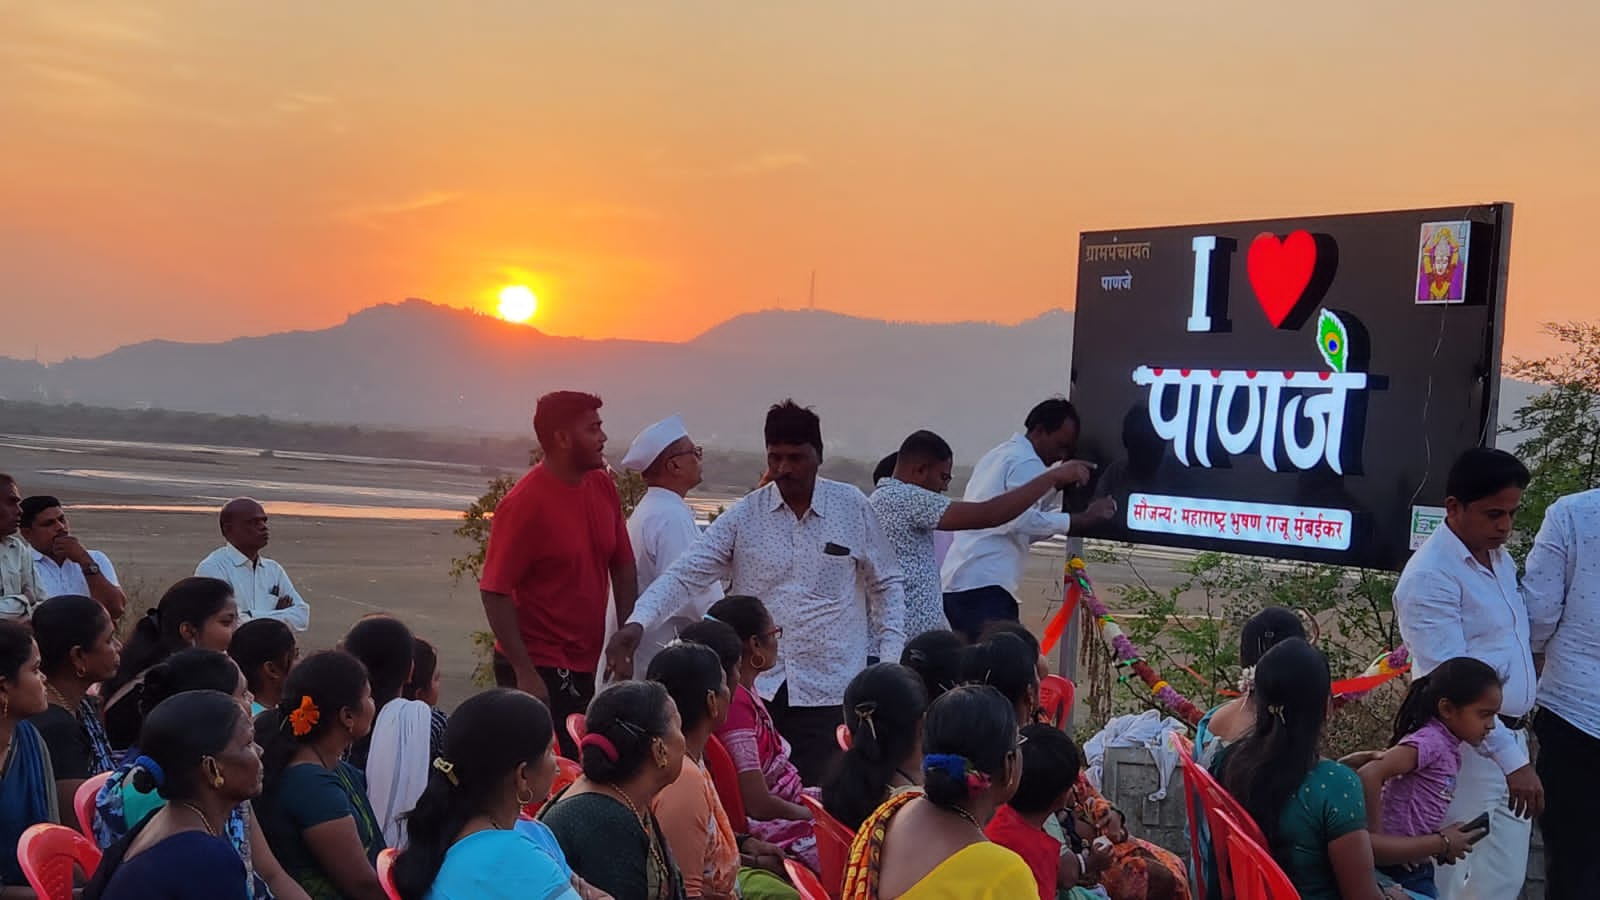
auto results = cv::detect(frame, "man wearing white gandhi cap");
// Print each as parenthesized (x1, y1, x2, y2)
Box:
(615, 414, 719, 679)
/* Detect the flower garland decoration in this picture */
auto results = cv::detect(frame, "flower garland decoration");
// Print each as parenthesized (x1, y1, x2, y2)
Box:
(1040, 556, 1409, 726)
(1049, 556, 1205, 725)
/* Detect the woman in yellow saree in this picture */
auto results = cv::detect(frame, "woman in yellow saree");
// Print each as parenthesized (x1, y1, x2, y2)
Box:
(840, 685, 1038, 900)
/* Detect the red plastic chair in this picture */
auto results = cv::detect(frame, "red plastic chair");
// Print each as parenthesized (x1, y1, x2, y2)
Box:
(1199, 772, 1267, 847)
(1169, 733, 1209, 900)
(526, 757, 584, 818)
(1038, 674, 1076, 728)
(1170, 732, 1268, 900)
(835, 722, 852, 751)
(376, 847, 401, 900)
(785, 856, 832, 900)
(17, 823, 101, 900)
(72, 771, 113, 840)
(1201, 789, 1256, 900)
(552, 756, 582, 795)
(1218, 809, 1302, 900)
(704, 735, 749, 832)
(800, 793, 855, 898)
(565, 713, 587, 754)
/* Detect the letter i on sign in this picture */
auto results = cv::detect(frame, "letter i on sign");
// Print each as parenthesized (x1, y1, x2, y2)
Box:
(1187, 236, 1220, 332)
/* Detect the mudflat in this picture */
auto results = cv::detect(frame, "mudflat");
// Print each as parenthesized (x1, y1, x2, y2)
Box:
(4, 433, 1167, 706)
(6, 434, 492, 703)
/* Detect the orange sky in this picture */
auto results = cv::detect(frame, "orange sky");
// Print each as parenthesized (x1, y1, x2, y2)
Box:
(2, 2, 1597, 362)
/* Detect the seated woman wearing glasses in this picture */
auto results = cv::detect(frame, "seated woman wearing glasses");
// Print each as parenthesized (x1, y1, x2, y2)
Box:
(706, 596, 818, 872)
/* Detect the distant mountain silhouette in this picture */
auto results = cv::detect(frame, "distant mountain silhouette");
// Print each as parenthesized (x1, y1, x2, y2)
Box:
(0, 299, 1540, 460)
(0, 300, 1079, 459)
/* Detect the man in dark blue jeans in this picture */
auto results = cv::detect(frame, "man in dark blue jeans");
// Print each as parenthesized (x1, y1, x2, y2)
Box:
(942, 585, 1022, 643)
(940, 399, 1114, 642)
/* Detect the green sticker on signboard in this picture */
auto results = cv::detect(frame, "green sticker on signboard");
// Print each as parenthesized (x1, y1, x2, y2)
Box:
(1410, 506, 1446, 551)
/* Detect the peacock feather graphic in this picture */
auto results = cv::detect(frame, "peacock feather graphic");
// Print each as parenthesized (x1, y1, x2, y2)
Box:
(1317, 309, 1349, 373)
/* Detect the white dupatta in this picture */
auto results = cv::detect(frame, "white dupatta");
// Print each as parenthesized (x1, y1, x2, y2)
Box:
(366, 697, 433, 848)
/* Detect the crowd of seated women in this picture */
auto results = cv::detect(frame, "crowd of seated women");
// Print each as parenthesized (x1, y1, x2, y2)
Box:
(0, 571, 1456, 900)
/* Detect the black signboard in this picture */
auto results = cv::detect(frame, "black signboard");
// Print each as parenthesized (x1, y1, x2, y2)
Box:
(1071, 204, 1511, 571)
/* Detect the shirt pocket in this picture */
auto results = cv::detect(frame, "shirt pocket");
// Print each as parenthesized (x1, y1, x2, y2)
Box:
(812, 549, 856, 600)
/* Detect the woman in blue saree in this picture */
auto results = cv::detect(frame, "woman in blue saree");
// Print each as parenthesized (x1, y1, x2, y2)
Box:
(0, 621, 60, 891)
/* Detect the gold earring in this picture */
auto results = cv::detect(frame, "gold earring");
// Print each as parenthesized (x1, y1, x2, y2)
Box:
(1, 695, 9, 719)
(517, 786, 537, 806)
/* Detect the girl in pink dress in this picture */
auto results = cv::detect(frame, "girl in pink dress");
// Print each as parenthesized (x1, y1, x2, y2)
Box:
(1356, 656, 1501, 898)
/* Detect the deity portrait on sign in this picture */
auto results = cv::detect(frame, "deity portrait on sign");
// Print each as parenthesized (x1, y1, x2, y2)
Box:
(1415, 221, 1471, 304)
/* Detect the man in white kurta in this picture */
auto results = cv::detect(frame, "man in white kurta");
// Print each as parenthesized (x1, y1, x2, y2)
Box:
(619, 415, 720, 678)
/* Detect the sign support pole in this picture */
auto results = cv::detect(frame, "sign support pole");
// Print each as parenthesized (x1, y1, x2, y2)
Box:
(1058, 536, 1083, 732)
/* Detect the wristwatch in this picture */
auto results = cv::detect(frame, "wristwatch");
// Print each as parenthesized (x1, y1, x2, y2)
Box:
(81, 562, 102, 577)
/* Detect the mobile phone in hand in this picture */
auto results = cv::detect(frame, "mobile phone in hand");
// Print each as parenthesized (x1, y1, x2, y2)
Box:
(1463, 811, 1491, 842)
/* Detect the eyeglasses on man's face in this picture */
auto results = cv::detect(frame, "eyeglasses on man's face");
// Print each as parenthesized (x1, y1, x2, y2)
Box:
(668, 445, 704, 463)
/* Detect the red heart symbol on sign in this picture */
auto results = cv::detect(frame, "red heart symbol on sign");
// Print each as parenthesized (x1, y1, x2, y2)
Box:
(1247, 230, 1317, 328)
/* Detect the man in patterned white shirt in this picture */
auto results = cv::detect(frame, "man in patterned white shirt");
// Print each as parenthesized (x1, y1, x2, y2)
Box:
(1524, 486, 1600, 899)
(876, 452, 955, 568)
(870, 429, 1094, 639)
(607, 399, 907, 782)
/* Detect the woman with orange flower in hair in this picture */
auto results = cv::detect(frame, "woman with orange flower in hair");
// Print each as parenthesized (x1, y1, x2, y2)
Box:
(254, 650, 387, 900)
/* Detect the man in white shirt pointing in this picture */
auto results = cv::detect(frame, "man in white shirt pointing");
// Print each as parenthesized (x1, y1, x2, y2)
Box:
(618, 414, 720, 679)
(941, 398, 1115, 641)
(1394, 448, 1541, 900)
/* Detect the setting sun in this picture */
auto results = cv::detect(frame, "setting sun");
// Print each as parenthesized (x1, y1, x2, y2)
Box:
(497, 285, 538, 323)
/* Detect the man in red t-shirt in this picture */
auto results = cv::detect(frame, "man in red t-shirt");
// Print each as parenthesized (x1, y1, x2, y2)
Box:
(479, 390, 638, 757)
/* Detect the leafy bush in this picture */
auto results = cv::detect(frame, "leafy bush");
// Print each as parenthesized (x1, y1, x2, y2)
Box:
(1080, 546, 1401, 758)
(447, 473, 517, 586)
(1503, 321, 1600, 562)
